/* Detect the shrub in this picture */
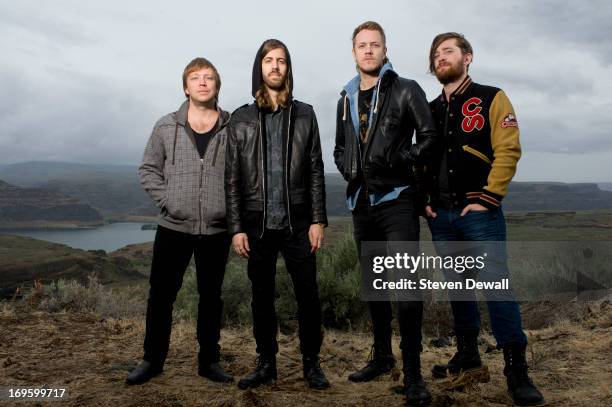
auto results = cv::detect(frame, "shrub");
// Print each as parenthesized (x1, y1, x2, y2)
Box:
(171, 231, 368, 329)
(32, 274, 146, 318)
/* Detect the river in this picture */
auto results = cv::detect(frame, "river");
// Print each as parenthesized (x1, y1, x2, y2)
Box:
(1, 222, 157, 252)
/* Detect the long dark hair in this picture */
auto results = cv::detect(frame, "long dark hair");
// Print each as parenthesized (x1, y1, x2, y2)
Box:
(255, 39, 292, 109)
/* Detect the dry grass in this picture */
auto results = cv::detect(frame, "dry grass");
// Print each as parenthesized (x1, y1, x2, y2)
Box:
(1, 301, 610, 406)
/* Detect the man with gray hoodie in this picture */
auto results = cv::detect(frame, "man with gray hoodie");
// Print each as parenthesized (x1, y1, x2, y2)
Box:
(126, 57, 233, 385)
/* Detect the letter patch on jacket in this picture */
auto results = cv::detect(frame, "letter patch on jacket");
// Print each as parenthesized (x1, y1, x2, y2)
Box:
(461, 97, 485, 132)
(501, 113, 518, 128)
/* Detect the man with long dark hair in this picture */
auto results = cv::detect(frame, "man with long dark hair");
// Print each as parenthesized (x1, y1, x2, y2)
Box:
(425, 32, 545, 406)
(334, 21, 440, 406)
(225, 39, 329, 390)
(127, 58, 233, 385)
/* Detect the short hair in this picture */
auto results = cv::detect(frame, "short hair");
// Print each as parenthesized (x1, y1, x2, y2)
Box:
(352, 21, 386, 47)
(429, 32, 473, 74)
(182, 57, 221, 99)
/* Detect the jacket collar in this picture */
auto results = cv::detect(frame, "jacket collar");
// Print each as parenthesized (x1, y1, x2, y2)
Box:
(439, 75, 472, 102)
(342, 61, 395, 96)
(341, 62, 396, 134)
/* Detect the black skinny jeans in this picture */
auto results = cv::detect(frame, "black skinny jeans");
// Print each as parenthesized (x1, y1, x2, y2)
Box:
(352, 188, 424, 354)
(143, 225, 230, 366)
(246, 226, 323, 358)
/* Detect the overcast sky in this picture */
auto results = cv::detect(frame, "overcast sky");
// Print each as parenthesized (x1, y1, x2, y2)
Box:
(1, 0, 611, 182)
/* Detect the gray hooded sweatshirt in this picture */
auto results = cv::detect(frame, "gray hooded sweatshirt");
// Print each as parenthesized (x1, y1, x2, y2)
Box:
(138, 100, 229, 235)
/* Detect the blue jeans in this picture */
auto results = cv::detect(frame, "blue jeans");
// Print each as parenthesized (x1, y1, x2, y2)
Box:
(427, 207, 527, 347)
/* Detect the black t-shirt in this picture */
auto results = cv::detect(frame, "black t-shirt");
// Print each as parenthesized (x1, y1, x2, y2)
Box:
(358, 86, 375, 144)
(348, 86, 375, 198)
(193, 119, 218, 158)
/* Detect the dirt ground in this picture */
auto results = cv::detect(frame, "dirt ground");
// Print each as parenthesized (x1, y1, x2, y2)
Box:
(1, 303, 611, 407)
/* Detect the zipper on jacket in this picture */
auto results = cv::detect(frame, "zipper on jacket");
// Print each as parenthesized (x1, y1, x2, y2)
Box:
(284, 105, 293, 234)
(259, 117, 267, 239)
(172, 124, 179, 165)
(211, 135, 222, 167)
(350, 93, 369, 203)
(199, 157, 204, 235)
(360, 82, 385, 204)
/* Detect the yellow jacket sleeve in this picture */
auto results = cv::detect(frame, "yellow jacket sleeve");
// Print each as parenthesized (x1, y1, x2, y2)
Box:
(479, 90, 521, 208)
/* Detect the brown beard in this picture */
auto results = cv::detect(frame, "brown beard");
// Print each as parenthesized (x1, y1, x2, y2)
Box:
(435, 61, 465, 85)
(263, 72, 285, 90)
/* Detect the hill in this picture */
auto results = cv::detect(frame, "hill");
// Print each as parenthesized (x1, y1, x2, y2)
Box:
(326, 174, 612, 213)
(0, 179, 103, 228)
(0, 235, 146, 298)
(0, 162, 155, 218)
(2, 162, 612, 221)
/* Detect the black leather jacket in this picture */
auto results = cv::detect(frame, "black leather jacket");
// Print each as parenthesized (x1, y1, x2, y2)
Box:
(225, 100, 327, 237)
(334, 69, 440, 195)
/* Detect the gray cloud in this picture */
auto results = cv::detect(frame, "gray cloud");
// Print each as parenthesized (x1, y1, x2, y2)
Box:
(0, 2, 99, 49)
(0, 63, 160, 164)
(520, 1, 612, 65)
(0, 0, 610, 182)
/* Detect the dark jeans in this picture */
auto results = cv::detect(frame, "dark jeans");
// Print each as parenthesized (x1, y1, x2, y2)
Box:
(427, 207, 527, 346)
(353, 188, 424, 354)
(143, 225, 230, 366)
(247, 226, 323, 358)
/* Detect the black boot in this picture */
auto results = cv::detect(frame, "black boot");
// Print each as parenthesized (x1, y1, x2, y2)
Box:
(503, 343, 545, 406)
(403, 352, 432, 407)
(303, 355, 330, 389)
(237, 356, 277, 390)
(432, 331, 482, 378)
(125, 360, 163, 385)
(198, 362, 233, 383)
(348, 344, 396, 382)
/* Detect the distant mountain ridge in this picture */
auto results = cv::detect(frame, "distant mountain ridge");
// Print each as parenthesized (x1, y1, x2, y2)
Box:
(0, 161, 138, 185)
(0, 178, 103, 227)
(0, 162, 153, 218)
(1, 162, 612, 219)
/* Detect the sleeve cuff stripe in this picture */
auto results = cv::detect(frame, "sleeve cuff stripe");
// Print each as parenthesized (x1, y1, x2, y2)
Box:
(480, 194, 501, 206)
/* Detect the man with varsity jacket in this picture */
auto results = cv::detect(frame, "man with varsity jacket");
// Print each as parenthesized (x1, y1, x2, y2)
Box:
(424, 32, 545, 406)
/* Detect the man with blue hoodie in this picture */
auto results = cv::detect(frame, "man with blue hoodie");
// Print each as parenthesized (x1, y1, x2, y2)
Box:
(334, 21, 440, 406)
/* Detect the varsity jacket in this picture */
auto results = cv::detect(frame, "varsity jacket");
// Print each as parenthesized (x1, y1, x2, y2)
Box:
(427, 76, 521, 210)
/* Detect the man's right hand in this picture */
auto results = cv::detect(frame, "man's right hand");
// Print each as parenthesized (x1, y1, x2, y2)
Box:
(425, 205, 437, 218)
(232, 233, 250, 258)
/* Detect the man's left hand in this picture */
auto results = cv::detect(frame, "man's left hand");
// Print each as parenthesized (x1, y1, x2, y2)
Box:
(460, 203, 489, 216)
(308, 224, 324, 253)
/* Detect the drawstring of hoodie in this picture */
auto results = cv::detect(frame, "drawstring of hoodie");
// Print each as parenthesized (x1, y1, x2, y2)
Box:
(172, 123, 178, 165)
(343, 77, 383, 121)
(373, 80, 382, 113)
